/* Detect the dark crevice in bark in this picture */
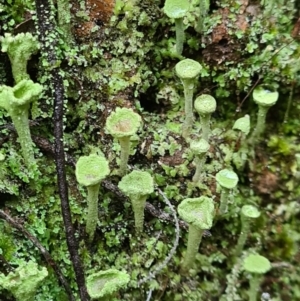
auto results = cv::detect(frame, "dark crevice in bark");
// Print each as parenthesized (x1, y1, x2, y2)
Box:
(33, 1, 89, 300)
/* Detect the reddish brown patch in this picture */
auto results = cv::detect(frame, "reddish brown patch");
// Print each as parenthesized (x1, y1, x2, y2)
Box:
(74, 0, 115, 38)
(86, 0, 115, 23)
(291, 18, 300, 39)
(256, 170, 278, 194)
(159, 150, 185, 166)
(202, 3, 261, 66)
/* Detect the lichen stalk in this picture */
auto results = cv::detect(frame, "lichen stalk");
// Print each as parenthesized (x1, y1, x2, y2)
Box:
(11, 112, 35, 169)
(248, 275, 262, 301)
(86, 183, 101, 242)
(219, 188, 230, 215)
(234, 215, 250, 257)
(251, 106, 269, 143)
(11, 60, 29, 83)
(182, 225, 204, 271)
(200, 114, 211, 141)
(131, 195, 147, 233)
(119, 136, 131, 176)
(192, 154, 206, 183)
(182, 80, 195, 139)
(174, 18, 184, 55)
(196, 0, 209, 33)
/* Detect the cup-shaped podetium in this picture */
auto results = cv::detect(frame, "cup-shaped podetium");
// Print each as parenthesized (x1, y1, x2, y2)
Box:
(76, 154, 110, 241)
(194, 94, 217, 141)
(0, 260, 48, 301)
(118, 170, 154, 233)
(234, 205, 260, 257)
(215, 169, 239, 215)
(175, 59, 202, 139)
(190, 139, 210, 183)
(243, 254, 271, 301)
(233, 114, 251, 136)
(178, 196, 215, 271)
(163, 0, 190, 55)
(105, 107, 141, 176)
(0, 79, 43, 170)
(1, 33, 39, 83)
(251, 85, 279, 144)
(86, 269, 130, 300)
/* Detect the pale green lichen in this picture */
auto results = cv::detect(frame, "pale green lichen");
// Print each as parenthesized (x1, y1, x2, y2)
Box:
(86, 269, 130, 299)
(233, 114, 250, 136)
(0, 260, 48, 301)
(163, 0, 189, 55)
(118, 170, 154, 233)
(175, 59, 202, 139)
(243, 254, 271, 301)
(0, 79, 43, 169)
(178, 196, 214, 271)
(194, 94, 217, 141)
(215, 169, 239, 214)
(234, 205, 261, 257)
(106, 107, 141, 176)
(76, 154, 110, 241)
(1, 33, 39, 83)
(190, 139, 210, 183)
(251, 85, 279, 143)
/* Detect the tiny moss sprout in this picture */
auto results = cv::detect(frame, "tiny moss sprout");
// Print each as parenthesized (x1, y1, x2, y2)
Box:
(243, 254, 271, 301)
(0, 79, 43, 169)
(215, 169, 239, 215)
(251, 85, 279, 143)
(118, 170, 154, 233)
(105, 107, 142, 176)
(175, 59, 202, 139)
(194, 94, 217, 141)
(75, 154, 110, 241)
(234, 205, 261, 257)
(86, 269, 130, 299)
(178, 196, 215, 271)
(163, 0, 189, 55)
(190, 139, 210, 183)
(1, 33, 39, 83)
(0, 260, 48, 301)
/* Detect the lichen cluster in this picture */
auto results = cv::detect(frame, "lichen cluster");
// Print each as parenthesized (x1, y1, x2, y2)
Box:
(0, 0, 299, 300)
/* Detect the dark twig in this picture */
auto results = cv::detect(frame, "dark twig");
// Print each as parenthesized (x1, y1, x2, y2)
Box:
(0, 209, 75, 301)
(139, 188, 180, 288)
(34, 1, 89, 300)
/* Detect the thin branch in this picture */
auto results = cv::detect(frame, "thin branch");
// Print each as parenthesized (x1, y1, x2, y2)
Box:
(139, 188, 180, 288)
(34, 1, 89, 300)
(0, 209, 75, 301)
